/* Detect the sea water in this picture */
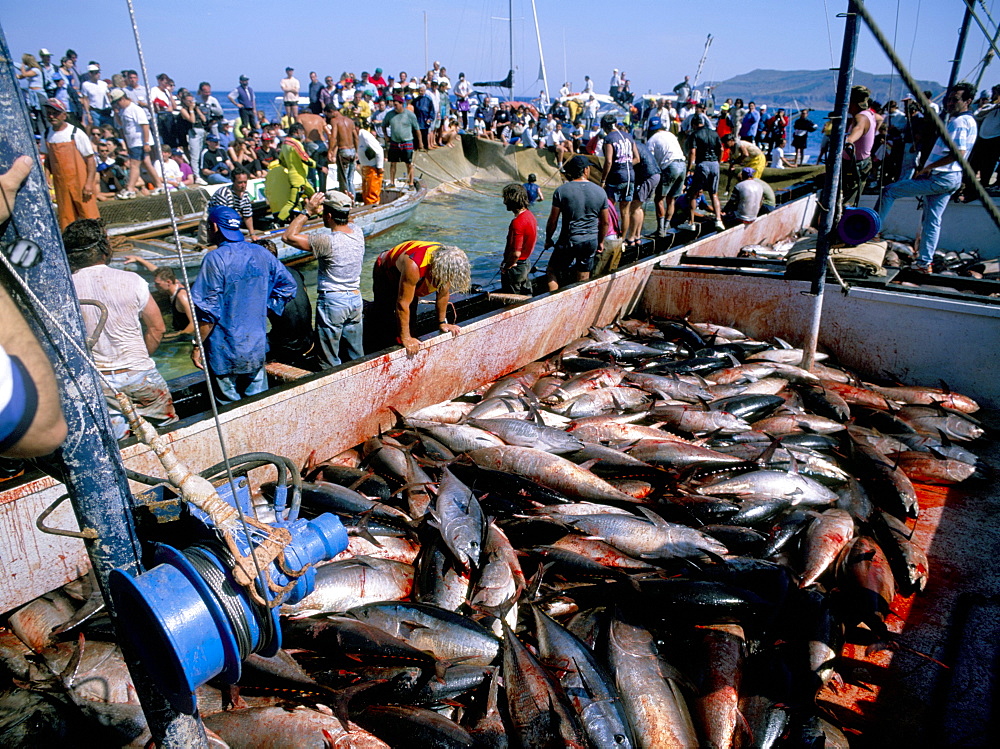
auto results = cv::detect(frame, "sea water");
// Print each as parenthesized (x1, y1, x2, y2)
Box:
(153, 182, 563, 380)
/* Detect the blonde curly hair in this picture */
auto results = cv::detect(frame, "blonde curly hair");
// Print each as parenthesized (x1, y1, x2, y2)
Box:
(429, 245, 471, 293)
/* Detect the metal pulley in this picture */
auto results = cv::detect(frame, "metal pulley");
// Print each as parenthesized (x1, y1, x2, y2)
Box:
(108, 460, 347, 713)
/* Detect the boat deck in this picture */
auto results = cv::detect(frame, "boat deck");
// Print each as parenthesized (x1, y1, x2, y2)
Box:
(817, 413, 1000, 746)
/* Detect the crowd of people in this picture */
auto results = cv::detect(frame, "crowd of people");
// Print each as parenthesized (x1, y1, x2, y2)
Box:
(12, 42, 999, 431)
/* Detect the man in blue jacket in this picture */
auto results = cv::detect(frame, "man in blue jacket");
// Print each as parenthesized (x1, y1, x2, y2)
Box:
(191, 206, 297, 403)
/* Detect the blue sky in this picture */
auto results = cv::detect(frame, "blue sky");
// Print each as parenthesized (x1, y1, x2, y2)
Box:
(3, 0, 994, 99)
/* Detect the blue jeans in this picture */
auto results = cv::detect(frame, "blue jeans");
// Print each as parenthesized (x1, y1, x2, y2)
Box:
(188, 130, 205, 176)
(205, 172, 231, 185)
(337, 148, 357, 195)
(878, 170, 962, 266)
(316, 291, 364, 368)
(214, 366, 267, 404)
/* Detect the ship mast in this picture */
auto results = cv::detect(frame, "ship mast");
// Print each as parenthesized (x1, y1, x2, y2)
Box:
(531, 0, 550, 101)
(694, 33, 713, 86)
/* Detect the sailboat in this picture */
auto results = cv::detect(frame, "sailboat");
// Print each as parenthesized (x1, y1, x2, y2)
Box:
(472, 0, 550, 104)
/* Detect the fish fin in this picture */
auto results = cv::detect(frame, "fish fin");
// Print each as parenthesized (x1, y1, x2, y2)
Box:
(353, 510, 385, 548)
(302, 449, 318, 479)
(387, 405, 407, 427)
(775, 337, 793, 350)
(636, 505, 668, 526)
(577, 458, 600, 472)
(939, 378, 952, 394)
(325, 679, 387, 733)
(757, 436, 782, 466)
(346, 468, 377, 493)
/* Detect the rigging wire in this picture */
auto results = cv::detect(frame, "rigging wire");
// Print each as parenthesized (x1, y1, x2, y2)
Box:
(908, 0, 922, 72)
(123, 0, 270, 598)
(823, 0, 837, 85)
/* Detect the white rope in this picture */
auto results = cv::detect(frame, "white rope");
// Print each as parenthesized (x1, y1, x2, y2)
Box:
(123, 0, 271, 597)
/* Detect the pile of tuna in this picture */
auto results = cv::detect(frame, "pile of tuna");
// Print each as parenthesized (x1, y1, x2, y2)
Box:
(0, 317, 989, 748)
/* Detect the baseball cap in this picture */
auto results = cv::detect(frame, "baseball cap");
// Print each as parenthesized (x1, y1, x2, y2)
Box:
(240, 75, 249, 81)
(741, 167, 755, 178)
(171, 147, 185, 155)
(87, 63, 101, 73)
(286, 66, 294, 72)
(321, 190, 353, 213)
(375, 67, 383, 74)
(205, 134, 219, 142)
(109, 88, 126, 103)
(43, 98, 67, 112)
(647, 116, 663, 131)
(208, 206, 244, 242)
(392, 95, 404, 103)
(39, 48, 51, 56)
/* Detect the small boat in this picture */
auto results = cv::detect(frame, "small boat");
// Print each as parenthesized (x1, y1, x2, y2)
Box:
(105, 186, 427, 270)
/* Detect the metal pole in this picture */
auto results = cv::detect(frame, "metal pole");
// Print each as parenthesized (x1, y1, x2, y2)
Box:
(0, 23, 208, 748)
(424, 11, 429, 75)
(801, 0, 860, 373)
(530, 0, 549, 101)
(949, 1, 974, 90)
(965, 0, 1000, 71)
(972, 13, 1000, 92)
(509, 0, 515, 102)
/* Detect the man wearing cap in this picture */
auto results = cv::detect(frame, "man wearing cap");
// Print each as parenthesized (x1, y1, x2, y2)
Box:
(369, 68, 388, 97)
(681, 115, 725, 233)
(81, 63, 112, 128)
(544, 154, 609, 290)
(198, 165, 256, 245)
(37, 49, 62, 100)
(599, 115, 639, 240)
(647, 115, 686, 236)
(384, 96, 419, 187)
(63, 218, 176, 438)
(609, 69, 622, 101)
(412, 85, 434, 150)
(190, 206, 296, 403)
(40, 99, 99, 228)
(111, 88, 161, 198)
(281, 67, 300, 119)
(199, 133, 232, 185)
(723, 167, 765, 226)
(283, 190, 365, 367)
(228, 76, 257, 131)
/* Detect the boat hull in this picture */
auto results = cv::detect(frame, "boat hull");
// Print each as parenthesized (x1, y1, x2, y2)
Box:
(1, 192, 996, 617)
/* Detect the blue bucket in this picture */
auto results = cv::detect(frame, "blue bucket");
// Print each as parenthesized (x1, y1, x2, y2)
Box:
(837, 206, 881, 245)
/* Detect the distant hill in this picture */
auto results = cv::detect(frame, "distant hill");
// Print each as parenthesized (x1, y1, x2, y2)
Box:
(710, 69, 944, 112)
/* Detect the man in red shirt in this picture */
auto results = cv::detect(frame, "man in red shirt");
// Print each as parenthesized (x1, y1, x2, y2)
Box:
(500, 183, 537, 295)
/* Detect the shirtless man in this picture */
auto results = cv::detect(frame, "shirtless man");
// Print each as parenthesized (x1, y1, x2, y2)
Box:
(325, 105, 359, 199)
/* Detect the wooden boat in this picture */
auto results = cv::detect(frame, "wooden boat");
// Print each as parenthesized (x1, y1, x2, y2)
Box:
(105, 186, 427, 269)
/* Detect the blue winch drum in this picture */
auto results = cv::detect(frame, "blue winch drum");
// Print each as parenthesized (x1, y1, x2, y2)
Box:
(837, 206, 881, 245)
(108, 544, 242, 714)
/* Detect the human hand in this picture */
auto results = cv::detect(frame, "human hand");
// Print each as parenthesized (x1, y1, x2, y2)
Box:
(305, 191, 325, 212)
(82, 184, 94, 201)
(0, 156, 33, 225)
(439, 323, 460, 336)
(123, 255, 142, 265)
(401, 335, 421, 356)
(191, 346, 204, 370)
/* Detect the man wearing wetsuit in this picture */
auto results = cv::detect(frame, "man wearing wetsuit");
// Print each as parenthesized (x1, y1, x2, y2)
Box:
(368, 241, 471, 356)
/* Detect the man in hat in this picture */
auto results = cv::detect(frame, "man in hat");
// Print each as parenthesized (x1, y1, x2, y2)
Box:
(281, 67, 300, 119)
(40, 99, 99, 228)
(190, 206, 296, 403)
(199, 133, 232, 185)
(283, 190, 365, 367)
(680, 115, 725, 233)
(37, 49, 62, 100)
(369, 68, 388, 97)
(111, 88, 161, 198)
(228, 75, 257, 131)
(80, 63, 112, 128)
(646, 115, 686, 236)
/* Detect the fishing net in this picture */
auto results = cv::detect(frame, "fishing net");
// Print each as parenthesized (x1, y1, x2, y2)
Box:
(97, 188, 210, 229)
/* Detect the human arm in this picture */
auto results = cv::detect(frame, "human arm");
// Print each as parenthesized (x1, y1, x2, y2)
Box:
(282, 192, 324, 251)
(123, 255, 159, 272)
(601, 142, 613, 185)
(395, 256, 422, 355)
(82, 153, 97, 202)
(191, 321, 213, 369)
(844, 112, 868, 147)
(139, 294, 165, 354)
(141, 124, 151, 152)
(0, 287, 68, 457)
(502, 217, 522, 270)
(544, 202, 561, 247)
(227, 90, 239, 108)
(597, 206, 609, 249)
(164, 288, 196, 339)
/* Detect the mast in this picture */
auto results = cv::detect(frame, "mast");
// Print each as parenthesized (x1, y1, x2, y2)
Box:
(694, 34, 713, 86)
(424, 11, 429, 75)
(509, 0, 515, 101)
(531, 0, 550, 101)
(948, 1, 973, 90)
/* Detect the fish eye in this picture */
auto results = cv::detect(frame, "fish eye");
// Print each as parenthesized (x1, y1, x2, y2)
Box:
(614, 736, 627, 744)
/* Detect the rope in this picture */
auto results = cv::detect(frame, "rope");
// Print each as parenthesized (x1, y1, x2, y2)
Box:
(124, 0, 272, 604)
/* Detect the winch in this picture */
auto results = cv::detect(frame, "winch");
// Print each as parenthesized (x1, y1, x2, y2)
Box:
(106, 396, 348, 713)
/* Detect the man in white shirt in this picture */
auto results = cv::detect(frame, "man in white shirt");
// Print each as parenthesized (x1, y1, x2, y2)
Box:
(357, 123, 385, 205)
(877, 83, 978, 272)
(40, 98, 99, 228)
(123, 70, 149, 111)
(111, 88, 161, 198)
(81, 63, 112, 128)
(63, 218, 175, 438)
(281, 67, 300, 119)
(646, 116, 686, 235)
